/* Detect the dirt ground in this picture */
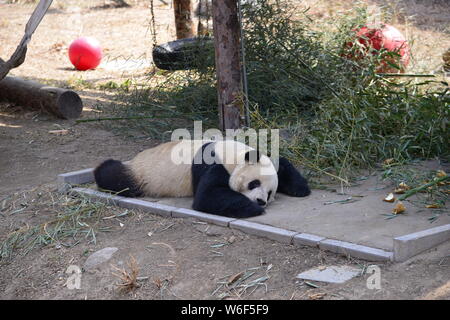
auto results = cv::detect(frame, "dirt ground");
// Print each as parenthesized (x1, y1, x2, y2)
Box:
(0, 0, 449, 300)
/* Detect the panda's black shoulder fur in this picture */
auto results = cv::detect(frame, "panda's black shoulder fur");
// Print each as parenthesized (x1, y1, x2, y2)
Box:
(191, 142, 264, 218)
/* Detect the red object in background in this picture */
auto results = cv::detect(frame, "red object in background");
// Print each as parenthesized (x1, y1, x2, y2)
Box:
(349, 24, 410, 73)
(68, 37, 102, 71)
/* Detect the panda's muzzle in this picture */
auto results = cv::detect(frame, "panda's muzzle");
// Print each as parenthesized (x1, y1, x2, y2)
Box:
(257, 198, 267, 207)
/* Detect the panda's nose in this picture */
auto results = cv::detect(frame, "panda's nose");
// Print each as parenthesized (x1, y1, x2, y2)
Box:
(257, 198, 267, 206)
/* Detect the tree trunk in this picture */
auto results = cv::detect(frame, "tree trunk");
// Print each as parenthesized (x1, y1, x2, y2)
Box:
(211, 0, 242, 130)
(173, 0, 194, 39)
(0, 76, 83, 119)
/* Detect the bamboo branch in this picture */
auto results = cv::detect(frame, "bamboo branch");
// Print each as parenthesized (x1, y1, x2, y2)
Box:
(398, 175, 449, 201)
(377, 73, 436, 77)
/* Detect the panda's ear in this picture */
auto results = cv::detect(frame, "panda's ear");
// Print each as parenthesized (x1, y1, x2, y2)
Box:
(244, 150, 261, 163)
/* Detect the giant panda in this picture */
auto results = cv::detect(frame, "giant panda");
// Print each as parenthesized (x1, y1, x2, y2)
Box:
(94, 140, 310, 218)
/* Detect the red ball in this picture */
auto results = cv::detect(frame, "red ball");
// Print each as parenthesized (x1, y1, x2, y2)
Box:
(347, 24, 410, 73)
(68, 37, 102, 71)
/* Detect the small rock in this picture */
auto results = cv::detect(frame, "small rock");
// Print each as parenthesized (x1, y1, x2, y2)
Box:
(83, 247, 118, 271)
(205, 225, 225, 237)
(296, 265, 361, 284)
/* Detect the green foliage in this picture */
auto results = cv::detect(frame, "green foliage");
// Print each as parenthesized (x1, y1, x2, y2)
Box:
(106, 0, 449, 181)
(99, 79, 134, 92)
(281, 81, 449, 177)
(243, 2, 328, 110)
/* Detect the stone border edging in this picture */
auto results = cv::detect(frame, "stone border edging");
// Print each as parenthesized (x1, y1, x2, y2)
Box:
(58, 168, 450, 262)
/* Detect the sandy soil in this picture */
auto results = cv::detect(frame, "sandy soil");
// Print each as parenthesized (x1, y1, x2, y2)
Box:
(0, 0, 449, 300)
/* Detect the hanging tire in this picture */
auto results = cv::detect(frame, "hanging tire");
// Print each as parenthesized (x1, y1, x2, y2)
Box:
(152, 37, 214, 70)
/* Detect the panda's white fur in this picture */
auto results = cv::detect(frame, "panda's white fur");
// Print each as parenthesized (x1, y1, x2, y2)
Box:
(94, 139, 310, 218)
(128, 140, 278, 204)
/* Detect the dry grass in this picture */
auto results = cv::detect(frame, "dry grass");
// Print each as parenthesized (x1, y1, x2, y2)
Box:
(212, 264, 272, 299)
(111, 255, 140, 293)
(0, 188, 127, 260)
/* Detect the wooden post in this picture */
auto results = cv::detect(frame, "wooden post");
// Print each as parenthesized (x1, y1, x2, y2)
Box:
(173, 0, 194, 39)
(0, 0, 53, 81)
(211, 0, 242, 130)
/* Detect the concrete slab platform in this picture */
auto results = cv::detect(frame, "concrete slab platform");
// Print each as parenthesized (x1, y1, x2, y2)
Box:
(248, 190, 450, 251)
(59, 165, 450, 262)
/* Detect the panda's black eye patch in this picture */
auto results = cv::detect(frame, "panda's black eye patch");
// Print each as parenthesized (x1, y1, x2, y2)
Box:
(248, 179, 261, 190)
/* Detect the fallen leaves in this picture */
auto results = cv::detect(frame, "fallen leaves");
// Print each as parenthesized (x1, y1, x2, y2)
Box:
(436, 170, 447, 178)
(383, 169, 449, 215)
(394, 182, 411, 194)
(425, 203, 443, 209)
(392, 202, 406, 215)
(382, 186, 406, 215)
(228, 272, 245, 286)
(308, 292, 327, 300)
(383, 193, 396, 203)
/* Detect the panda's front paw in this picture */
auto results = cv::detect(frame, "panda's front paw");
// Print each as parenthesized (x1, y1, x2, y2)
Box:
(235, 202, 265, 218)
(287, 184, 311, 197)
(277, 178, 311, 197)
(277, 157, 311, 197)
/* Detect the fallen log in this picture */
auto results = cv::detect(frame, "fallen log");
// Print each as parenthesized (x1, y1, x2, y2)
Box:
(0, 76, 83, 119)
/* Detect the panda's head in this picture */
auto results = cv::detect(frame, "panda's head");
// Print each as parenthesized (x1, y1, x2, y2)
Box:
(228, 150, 278, 207)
